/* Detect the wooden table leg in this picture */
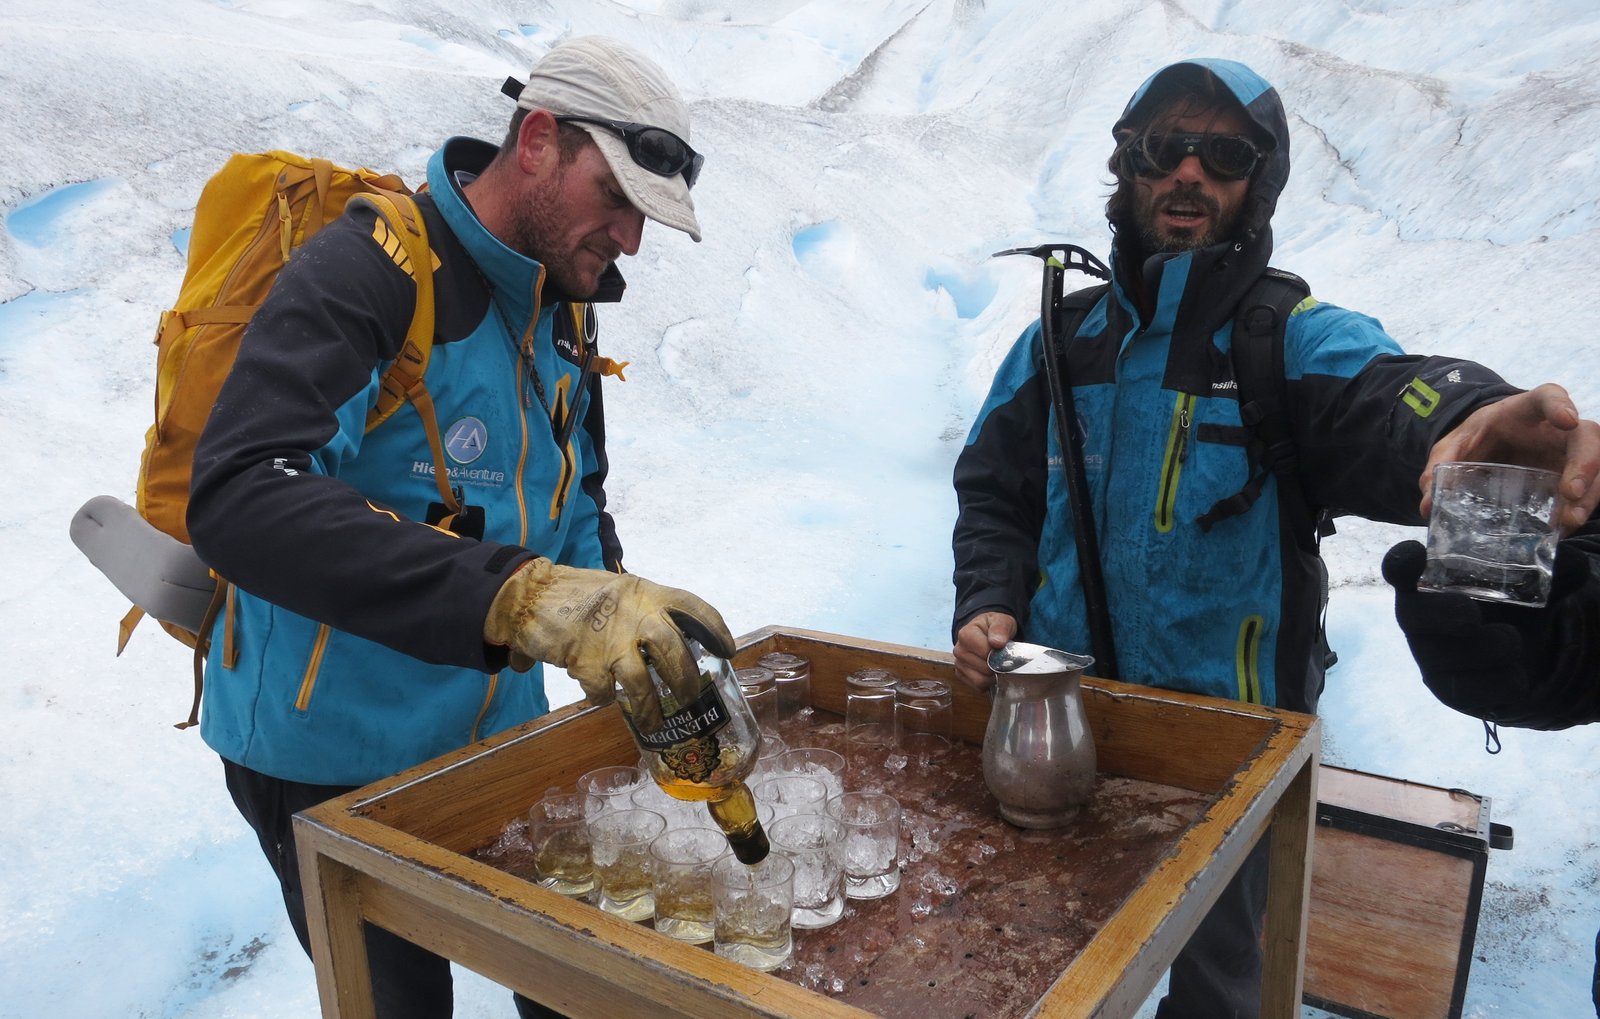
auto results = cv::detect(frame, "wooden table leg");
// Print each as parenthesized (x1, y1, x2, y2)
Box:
(301, 841, 379, 1019)
(1260, 755, 1319, 1018)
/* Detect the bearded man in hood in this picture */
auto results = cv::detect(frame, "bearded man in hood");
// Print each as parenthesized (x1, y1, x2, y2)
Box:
(951, 59, 1600, 1018)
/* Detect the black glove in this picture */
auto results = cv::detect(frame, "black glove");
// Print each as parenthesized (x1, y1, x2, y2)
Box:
(1382, 539, 1600, 731)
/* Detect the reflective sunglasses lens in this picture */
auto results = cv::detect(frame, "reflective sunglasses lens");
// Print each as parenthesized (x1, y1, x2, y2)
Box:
(1132, 135, 1189, 178)
(631, 127, 694, 180)
(1121, 140, 1165, 179)
(1203, 136, 1259, 180)
(1125, 134, 1258, 181)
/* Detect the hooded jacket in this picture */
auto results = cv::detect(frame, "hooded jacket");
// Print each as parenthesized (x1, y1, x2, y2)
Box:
(188, 137, 623, 785)
(952, 60, 1519, 712)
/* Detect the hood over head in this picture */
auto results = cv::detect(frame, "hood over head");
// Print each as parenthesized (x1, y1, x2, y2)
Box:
(1112, 58, 1290, 246)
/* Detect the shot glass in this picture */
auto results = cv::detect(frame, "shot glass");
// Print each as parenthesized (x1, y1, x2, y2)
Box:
(578, 765, 645, 823)
(1419, 461, 1561, 607)
(757, 651, 811, 721)
(752, 774, 828, 822)
(734, 666, 780, 737)
(768, 812, 846, 930)
(777, 747, 846, 802)
(586, 807, 666, 921)
(649, 827, 729, 943)
(713, 853, 796, 971)
(826, 791, 901, 900)
(527, 790, 594, 897)
(845, 668, 898, 747)
(894, 678, 954, 758)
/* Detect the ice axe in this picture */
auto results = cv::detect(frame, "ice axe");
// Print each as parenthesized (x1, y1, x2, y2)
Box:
(992, 243, 1119, 679)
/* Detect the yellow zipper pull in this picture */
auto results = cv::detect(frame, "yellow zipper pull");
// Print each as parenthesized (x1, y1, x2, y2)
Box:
(277, 191, 293, 262)
(592, 356, 630, 382)
(1178, 400, 1192, 463)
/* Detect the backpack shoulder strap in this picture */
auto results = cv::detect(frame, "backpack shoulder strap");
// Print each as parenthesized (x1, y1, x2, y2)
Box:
(1047, 283, 1110, 364)
(358, 191, 437, 431)
(1062, 282, 1110, 317)
(349, 192, 461, 522)
(1234, 267, 1309, 476)
(1196, 268, 1318, 535)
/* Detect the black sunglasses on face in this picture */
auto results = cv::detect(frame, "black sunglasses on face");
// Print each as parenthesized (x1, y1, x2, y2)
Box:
(1120, 131, 1263, 182)
(554, 115, 703, 189)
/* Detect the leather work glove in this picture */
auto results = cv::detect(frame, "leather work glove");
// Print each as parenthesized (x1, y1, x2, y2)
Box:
(1381, 539, 1599, 733)
(484, 558, 735, 733)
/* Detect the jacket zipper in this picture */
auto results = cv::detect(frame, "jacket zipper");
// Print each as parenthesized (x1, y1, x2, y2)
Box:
(1155, 392, 1195, 533)
(546, 307, 596, 521)
(471, 672, 498, 743)
(547, 374, 577, 521)
(294, 623, 332, 711)
(291, 620, 502, 732)
(512, 269, 545, 547)
(1235, 614, 1265, 704)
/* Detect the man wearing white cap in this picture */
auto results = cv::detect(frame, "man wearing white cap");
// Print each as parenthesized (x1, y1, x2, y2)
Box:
(187, 35, 724, 1019)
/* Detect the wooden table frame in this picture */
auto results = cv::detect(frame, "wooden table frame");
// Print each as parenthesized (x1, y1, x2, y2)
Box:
(295, 626, 1319, 1018)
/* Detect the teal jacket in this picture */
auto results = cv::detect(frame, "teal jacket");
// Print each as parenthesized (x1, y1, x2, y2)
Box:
(189, 138, 623, 785)
(952, 60, 1518, 712)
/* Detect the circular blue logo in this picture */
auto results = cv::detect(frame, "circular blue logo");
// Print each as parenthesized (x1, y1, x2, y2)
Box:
(444, 417, 488, 464)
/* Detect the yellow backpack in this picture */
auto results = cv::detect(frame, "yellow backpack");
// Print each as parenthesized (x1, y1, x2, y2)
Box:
(129, 150, 459, 726)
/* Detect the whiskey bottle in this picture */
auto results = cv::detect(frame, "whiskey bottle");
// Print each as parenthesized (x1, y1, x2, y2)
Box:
(617, 638, 770, 864)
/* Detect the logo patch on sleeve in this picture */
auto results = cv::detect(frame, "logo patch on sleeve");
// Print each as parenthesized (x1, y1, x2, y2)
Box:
(369, 217, 439, 278)
(370, 217, 415, 278)
(1402, 376, 1441, 418)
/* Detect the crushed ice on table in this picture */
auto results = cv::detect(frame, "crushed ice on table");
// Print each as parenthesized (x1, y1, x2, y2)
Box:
(909, 821, 941, 859)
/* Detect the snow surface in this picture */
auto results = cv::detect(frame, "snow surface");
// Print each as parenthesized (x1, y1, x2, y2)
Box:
(2, 1, 1597, 1016)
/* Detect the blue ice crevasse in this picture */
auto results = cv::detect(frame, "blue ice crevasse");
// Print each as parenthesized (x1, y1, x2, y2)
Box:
(792, 220, 842, 269)
(0, 289, 83, 349)
(923, 267, 997, 319)
(5, 178, 121, 248)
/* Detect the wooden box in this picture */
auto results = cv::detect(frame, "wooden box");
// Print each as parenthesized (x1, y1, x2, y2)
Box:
(1303, 765, 1510, 1019)
(294, 626, 1320, 1019)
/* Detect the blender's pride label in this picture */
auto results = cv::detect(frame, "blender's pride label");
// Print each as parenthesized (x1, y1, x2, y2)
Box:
(635, 684, 731, 753)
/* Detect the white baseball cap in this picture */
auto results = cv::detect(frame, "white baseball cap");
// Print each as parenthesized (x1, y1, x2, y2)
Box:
(510, 36, 702, 242)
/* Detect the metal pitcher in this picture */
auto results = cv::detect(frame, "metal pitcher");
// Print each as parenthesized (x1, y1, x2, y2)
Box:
(981, 641, 1097, 829)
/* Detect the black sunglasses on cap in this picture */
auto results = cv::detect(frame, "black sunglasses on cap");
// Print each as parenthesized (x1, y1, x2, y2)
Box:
(554, 115, 703, 190)
(1119, 131, 1263, 182)
(501, 76, 704, 189)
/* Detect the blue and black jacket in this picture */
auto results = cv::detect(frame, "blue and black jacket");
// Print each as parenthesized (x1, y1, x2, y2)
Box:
(189, 137, 622, 785)
(952, 60, 1519, 713)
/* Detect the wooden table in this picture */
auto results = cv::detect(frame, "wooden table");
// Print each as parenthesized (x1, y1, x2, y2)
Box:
(295, 626, 1320, 1018)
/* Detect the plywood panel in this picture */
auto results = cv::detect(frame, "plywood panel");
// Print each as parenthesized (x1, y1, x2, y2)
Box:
(1305, 824, 1477, 1019)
